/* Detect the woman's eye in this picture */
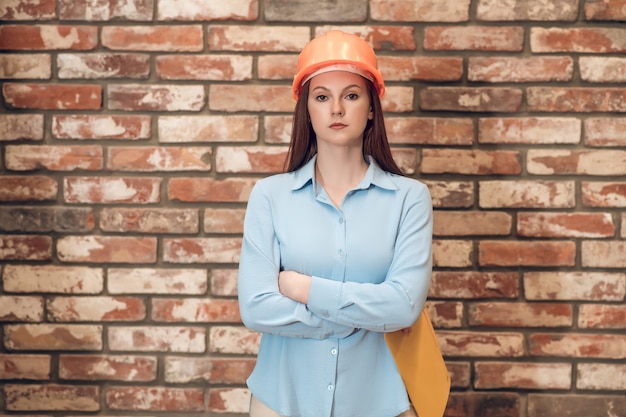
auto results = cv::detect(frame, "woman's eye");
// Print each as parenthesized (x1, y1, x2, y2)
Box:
(346, 93, 359, 100)
(315, 95, 328, 101)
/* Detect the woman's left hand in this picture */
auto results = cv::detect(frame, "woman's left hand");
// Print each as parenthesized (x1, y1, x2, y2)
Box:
(278, 270, 312, 304)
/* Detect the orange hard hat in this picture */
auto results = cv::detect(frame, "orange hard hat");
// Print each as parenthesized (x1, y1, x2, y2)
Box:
(292, 30, 385, 100)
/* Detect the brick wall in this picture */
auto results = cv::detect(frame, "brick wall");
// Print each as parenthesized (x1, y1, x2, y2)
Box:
(1, 0, 625, 416)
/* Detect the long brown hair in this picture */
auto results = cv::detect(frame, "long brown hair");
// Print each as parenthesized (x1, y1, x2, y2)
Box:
(284, 78, 403, 176)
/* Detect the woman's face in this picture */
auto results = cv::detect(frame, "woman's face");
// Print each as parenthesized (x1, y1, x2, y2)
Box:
(307, 71, 373, 150)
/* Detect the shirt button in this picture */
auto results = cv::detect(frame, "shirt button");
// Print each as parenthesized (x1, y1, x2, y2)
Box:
(338, 218, 344, 224)
(331, 348, 337, 355)
(327, 384, 334, 391)
(338, 250, 345, 258)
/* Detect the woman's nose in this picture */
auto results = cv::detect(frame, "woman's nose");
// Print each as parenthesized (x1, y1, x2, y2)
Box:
(331, 99, 344, 116)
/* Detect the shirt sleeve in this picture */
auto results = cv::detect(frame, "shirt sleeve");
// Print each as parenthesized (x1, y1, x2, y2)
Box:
(237, 180, 357, 339)
(306, 182, 433, 332)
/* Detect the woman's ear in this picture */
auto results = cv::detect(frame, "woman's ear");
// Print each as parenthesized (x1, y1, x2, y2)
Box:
(368, 107, 374, 120)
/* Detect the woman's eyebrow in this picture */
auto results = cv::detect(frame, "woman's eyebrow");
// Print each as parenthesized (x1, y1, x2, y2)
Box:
(311, 84, 362, 92)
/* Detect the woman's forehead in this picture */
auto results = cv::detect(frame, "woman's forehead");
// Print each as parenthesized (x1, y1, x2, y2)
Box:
(309, 70, 367, 90)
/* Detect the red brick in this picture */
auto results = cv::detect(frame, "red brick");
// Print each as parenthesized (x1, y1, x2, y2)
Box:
(168, 177, 256, 203)
(4, 324, 102, 351)
(315, 25, 417, 51)
(582, 181, 626, 207)
(208, 25, 309, 51)
(580, 57, 626, 83)
(157, 54, 252, 80)
(477, 0, 579, 20)
(0, 0, 56, 20)
(469, 56, 573, 82)
(102, 25, 203, 51)
(215, 146, 288, 173)
(100, 207, 199, 234)
(53, 114, 151, 140)
(0, 206, 94, 233)
(0, 176, 57, 201)
(579, 304, 626, 329)
(437, 331, 525, 357)
(475, 362, 572, 389)
(0, 354, 50, 380)
(386, 118, 474, 145)
(204, 208, 245, 234)
(158, 115, 258, 143)
(427, 301, 463, 328)
(107, 268, 207, 295)
(370, 0, 470, 22)
(479, 117, 581, 144)
(529, 333, 626, 359)
(108, 84, 204, 111)
(420, 87, 523, 112)
(59, 0, 153, 21)
(577, 363, 626, 390)
(59, 355, 157, 381)
(3, 265, 104, 294)
(0, 25, 97, 50)
(470, 302, 573, 327)
(263, 115, 292, 144)
(429, 271, 519, 299)
(0, 235, 51, 261)
(518, 212, 615, 238)
(5, 145, 102, 171)
(162, 237, 241, 263)
(524, 271, 626, 301)
(209, 326, 260, 355)
(582, 241, 626, 268)
(0, 114, 44, 141)
(0, 296, 43, 322)
(164, 357, 255, 384)
(4, 384, 99, 411)
(382, 86, 415, 112)
(531, 27, 626, 52)
(57, 236, 157, 264)
(258, 54, 297, 80)
(267, 2, 365, 22)
(64, 177, 161, 204)
(432, 239, 473, 268)
(584, 117, 626, 146)
(0, 54, 51, 79)
(584, 0, 626, 20)
(210, 269, 238, 296)
(3, 83, 101, 110)
(152, 298, 240, 322)
(108, 326, 205, 352)
(529, 149, 626, 175)
(479, 240, 576, 267)
(447, 392, 521, 417)
(423, 180, 474, 208)
(208, 387, 250, 414)
(529, 393, 626, 417)
(424, 26, 524, 51)
(105, 386, 204, 411)
(480, 180, 575, 208)
(446, 362, 471, 388)
(209, 85, 294, 112)
(392, 148, 418, 175)
(57, 53, 150, 79)
(422, 149, 521, 175)
(107, 146, 212, 171)
(433, 211, 511, 236)
(46, 296, 146, 321)
(528, 87, 626, 112)
(380, 56, 463, 81)
(158, 0, 257, 20)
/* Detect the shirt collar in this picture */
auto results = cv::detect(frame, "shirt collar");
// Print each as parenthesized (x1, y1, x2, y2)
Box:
(291, 154, 399, 192)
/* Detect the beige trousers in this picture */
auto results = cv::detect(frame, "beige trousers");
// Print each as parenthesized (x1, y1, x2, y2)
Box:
(249, 395, 418, 417)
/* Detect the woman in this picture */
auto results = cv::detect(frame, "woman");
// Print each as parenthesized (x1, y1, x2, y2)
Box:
(238, 30, 433, 417)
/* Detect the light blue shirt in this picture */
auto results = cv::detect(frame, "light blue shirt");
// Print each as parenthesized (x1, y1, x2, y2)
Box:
(238, 155, 433, 417)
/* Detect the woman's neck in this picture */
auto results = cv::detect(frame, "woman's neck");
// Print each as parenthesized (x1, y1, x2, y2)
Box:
(315, 149, 369, 207)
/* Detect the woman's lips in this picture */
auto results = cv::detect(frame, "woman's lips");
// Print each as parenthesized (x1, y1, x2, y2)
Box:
(330, 123, 347, 129)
